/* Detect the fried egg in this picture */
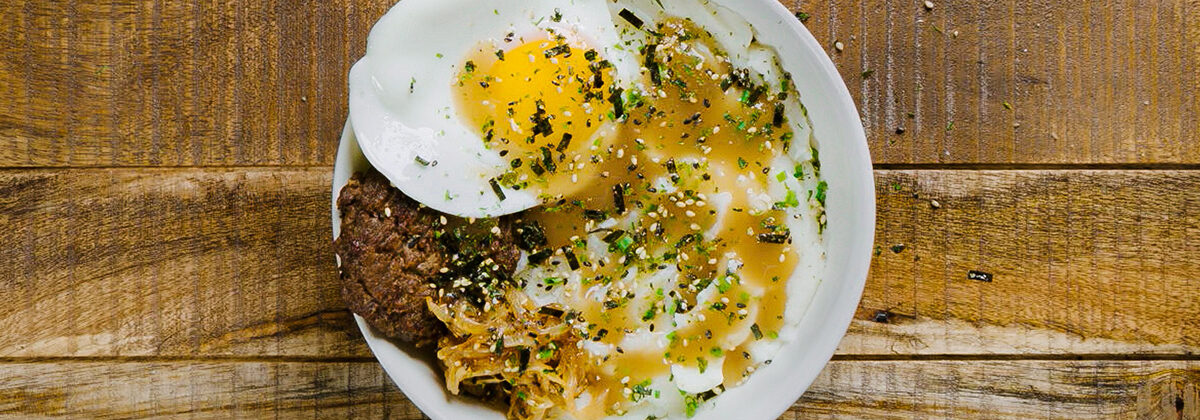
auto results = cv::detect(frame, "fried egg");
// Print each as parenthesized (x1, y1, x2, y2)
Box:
(350, 1, 829, 419)
(349, 0, 641, 217)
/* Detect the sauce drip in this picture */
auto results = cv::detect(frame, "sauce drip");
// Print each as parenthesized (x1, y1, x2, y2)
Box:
(452, 17, 815, 418)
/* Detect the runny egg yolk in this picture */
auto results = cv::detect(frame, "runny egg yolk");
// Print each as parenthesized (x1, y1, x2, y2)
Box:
(454, 34, 615, 197)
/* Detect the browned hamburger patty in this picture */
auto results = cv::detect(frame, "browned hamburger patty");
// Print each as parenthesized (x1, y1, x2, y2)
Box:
(334, 170, 521, 346)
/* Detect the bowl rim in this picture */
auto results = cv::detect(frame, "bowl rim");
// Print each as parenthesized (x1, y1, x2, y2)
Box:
(331, 0, 874, 418)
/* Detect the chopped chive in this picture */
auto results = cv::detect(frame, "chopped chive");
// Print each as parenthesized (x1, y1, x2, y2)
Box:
(737, 157, 748, 169)
(716, 275, 732, 293)
(414, 156, 431, 166)
(614, 235, 634, 252)
(751, 323, 763, 340)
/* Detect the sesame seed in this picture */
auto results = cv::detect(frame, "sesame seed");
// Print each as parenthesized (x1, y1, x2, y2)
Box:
(384, 207, 392, 217)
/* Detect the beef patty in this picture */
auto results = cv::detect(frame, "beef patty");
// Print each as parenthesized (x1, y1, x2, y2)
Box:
(334, 170, 521, 346)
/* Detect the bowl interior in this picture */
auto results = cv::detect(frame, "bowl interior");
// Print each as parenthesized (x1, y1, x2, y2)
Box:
(331, 0, 874, 418)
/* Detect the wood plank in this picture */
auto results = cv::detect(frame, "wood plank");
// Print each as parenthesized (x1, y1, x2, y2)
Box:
(1, 169, 1198, 358)
(846, 170, 1200, 355)
(0, 168, 364, 357)
(1, 0, 1196, 167)
(0, 360, 1194, 419)
(793, 0, 1200, 164)
(0, 0, 396, 167)
(792, 360, 1200, 419)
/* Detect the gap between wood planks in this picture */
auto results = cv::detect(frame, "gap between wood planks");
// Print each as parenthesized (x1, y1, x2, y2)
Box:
(0, 354, 1195, 364)
(5, 163, 1200, 171)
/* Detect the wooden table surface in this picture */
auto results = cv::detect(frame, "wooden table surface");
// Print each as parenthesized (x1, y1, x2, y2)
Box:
(2, 0, 1198, 418)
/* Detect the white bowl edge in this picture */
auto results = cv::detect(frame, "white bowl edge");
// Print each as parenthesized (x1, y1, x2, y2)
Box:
(329, 0, 874, 417)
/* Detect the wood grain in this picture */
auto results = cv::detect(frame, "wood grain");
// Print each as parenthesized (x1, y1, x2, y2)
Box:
(0, 168, 364, 358)
(1, 169, 1197, 358)
(0, 360, 1193, 419)
(0, 0, 396, 167)
(1, 0, 1197, 167)
(791, 360, 1200, 419)
(788, 0, 1200, 164)
(846, 169, 1200, 356)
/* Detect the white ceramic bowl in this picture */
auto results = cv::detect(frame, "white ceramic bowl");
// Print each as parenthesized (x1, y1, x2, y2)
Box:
(331, 0, 874, 418)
